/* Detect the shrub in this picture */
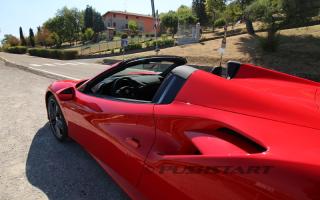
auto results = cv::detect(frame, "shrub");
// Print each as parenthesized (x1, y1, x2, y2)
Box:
(152, 39, 175, 47)
(145, 40, 151, 48)
(28, 48, 78, 60)
(4, 46, 28, 54)
(214, 18, 227, 28)
(126, 43, 142, 51)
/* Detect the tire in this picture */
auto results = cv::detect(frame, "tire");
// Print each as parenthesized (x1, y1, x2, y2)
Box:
(47, 95, 68, 142)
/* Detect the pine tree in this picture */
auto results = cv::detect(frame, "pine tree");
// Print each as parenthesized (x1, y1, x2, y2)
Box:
(19, 27, 26, 46)
(192, 0, 208, 25)
(29, 28, 35, 47)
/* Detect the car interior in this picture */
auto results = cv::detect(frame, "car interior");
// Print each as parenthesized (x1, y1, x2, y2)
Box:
(90, 60, 180, 102)
(85, 57, 241, 103)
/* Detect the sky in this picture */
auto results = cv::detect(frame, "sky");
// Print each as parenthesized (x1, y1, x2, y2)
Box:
(0, 0, 192, 41)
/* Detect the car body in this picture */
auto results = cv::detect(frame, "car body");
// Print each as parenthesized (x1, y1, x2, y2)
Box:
(46, 55, 320, 200)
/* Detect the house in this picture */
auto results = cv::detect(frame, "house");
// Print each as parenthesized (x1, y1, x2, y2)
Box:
(102, 11, 155, 34)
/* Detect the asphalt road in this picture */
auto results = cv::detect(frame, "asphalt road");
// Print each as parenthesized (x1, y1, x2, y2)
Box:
(0, 61, 129, 200)
(0, 52, 110, 80)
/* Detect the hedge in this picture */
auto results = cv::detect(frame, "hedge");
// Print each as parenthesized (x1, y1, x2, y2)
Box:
(125, 43, 143, 51)
(28, 48, 78, 60)
(152, 39, 175, 48)
(4, 46, 28, 54)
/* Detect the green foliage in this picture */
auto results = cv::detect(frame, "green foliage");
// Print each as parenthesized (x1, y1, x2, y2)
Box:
(125, 43, 142, 51)
(192, 0, 208, 25)
(144, 40, 151, 48)
(4, 46, 28, 54)
(214, 18, 227, 27)
(223, 2, 242, 24)
(44, 7, 83, 45)
(84, 6, 94, 29)
(1, 34, 20, 47)
(152, 39, 175, 47)
(28, 48, 78, 60)
(82, 28, 94, 42)
(19, 27, 27, 46)
(128, 20, 138, 35)
(84, 5, 104, 33)
(29, 28, 35, 47)
(49, 32, 61, 47)
(205, 0, 226, 25)
(177, 5, 198, 25)
(160, 11, 179, 37)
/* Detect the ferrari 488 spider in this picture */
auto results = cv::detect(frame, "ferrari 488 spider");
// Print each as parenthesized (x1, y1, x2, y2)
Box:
(46, 55, 320, 200)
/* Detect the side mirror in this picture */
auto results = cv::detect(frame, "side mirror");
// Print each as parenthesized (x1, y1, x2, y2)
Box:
(57, 87, 75, 101)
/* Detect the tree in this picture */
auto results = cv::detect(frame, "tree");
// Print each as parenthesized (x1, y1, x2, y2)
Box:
(177, 5, 198, 25)
(84, 5, 94, 30)
(128, 20, 138, 35)
(205, 0, 226, 29)
(92, 11, 105, 33)
(19, 27, 26, 46)
(44, 7, 83, 46)
(192, 0, 208, 25)
(160, 11, 179, 38)
(36, 27, 52, 47)
(44, 15, 65, 46)
(223, 2, 242, 25)
(29, 28, 35, 47)
(49, 32, 61, 47)
(83, 6, 104, 42)
(236, 0, 256, 34)
(1, 34, 20, 47)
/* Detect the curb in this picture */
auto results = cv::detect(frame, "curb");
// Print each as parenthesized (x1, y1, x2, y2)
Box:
(0, 56, 77, 80)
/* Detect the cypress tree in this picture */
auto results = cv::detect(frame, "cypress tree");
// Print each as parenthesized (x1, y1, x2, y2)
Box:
(29, 28, 35, 47)
(19, 27, 26, 46)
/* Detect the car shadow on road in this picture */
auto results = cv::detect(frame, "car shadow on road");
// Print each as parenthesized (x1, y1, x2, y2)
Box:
(26, 123, 129, 200)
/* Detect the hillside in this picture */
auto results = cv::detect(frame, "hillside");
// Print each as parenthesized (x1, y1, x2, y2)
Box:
(107, 25, 320, 81)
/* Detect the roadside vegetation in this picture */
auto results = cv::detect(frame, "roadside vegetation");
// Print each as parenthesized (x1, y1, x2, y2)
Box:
(0, 0, 319, 62)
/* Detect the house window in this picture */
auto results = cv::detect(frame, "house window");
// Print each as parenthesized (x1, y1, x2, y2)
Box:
(113, 14, 116, 18)
(108, 23, 110, 27)
(136, 16, 139, 19)
(125, 24, 128, 29)
(113, 22, 116, 27)
(126, 16, 128, 19)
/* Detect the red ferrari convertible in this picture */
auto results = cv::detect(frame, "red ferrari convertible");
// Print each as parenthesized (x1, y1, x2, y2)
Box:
(46, 55, 320, 200)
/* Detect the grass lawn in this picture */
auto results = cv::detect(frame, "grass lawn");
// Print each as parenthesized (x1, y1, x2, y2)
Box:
(105, 25, 320, 81)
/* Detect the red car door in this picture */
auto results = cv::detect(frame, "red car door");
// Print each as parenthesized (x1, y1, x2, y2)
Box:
(62, 90, 156, 187)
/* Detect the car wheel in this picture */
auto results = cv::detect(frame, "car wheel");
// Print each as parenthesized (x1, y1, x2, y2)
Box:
(47, 95, 68, 142)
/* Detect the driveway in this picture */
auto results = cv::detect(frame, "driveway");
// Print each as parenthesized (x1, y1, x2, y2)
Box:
(0, 61, 128, 200)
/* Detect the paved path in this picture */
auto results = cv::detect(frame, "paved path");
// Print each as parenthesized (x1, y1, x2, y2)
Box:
(0, 61, 128, 200)
(0, 52, 111, 80)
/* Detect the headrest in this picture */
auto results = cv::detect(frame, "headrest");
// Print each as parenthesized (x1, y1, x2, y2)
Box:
(227, 61, 241, 79)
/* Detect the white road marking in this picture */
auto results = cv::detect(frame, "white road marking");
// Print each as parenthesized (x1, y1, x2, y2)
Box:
(43, 63, 56, 66)
(29, 64, 42, 67)
(64, 62, 77, 66)
(28, 66, 79, 80)
(53, 63, 68, 66)
(74, 62, 86, 65)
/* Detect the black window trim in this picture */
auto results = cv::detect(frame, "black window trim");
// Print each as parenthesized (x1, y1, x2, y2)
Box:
(80, 56, 190, 104)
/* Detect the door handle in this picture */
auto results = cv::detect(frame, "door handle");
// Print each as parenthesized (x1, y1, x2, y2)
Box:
(125, 137, 140, 148)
